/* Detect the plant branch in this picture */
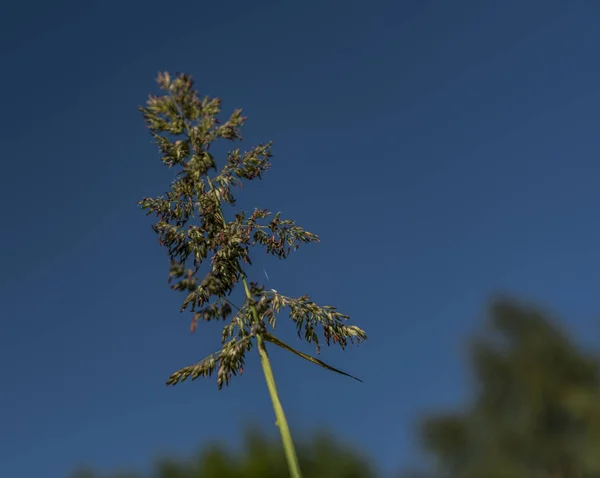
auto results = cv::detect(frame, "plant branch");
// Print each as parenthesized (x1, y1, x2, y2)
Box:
(209, 171, 303, 478)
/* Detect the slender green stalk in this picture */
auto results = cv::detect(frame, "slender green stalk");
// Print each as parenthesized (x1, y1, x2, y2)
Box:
(208, 174, 303, 478)
(241, 277, 303, 478)
(256, 333, 303, 478)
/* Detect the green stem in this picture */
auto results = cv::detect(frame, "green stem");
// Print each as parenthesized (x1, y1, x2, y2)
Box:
(256, 333, 303, 478)
(242, 279, 303, 478)
(205, 174, 303, 478)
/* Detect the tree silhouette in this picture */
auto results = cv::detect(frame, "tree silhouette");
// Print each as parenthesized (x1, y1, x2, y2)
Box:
(417, 297, 600, 478)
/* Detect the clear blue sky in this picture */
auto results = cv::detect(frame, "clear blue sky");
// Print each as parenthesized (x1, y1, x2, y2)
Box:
(1, 1, 599, 476)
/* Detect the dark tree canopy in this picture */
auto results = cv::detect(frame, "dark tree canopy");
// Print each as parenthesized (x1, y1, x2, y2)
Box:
(419, 297, 600, 478)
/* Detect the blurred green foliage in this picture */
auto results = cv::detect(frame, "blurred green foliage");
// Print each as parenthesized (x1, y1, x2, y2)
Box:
(418, 297, 600, 478)
(70, 429, 376, 478)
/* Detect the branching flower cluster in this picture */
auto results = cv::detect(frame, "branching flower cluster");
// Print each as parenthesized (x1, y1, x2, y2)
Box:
(139, 72, 367, 390)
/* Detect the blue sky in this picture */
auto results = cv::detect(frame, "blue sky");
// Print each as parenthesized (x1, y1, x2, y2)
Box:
(1, 1, 600, 476)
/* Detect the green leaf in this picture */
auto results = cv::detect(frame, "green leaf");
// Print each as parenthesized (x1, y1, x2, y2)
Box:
(263, 332, 363, 382)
